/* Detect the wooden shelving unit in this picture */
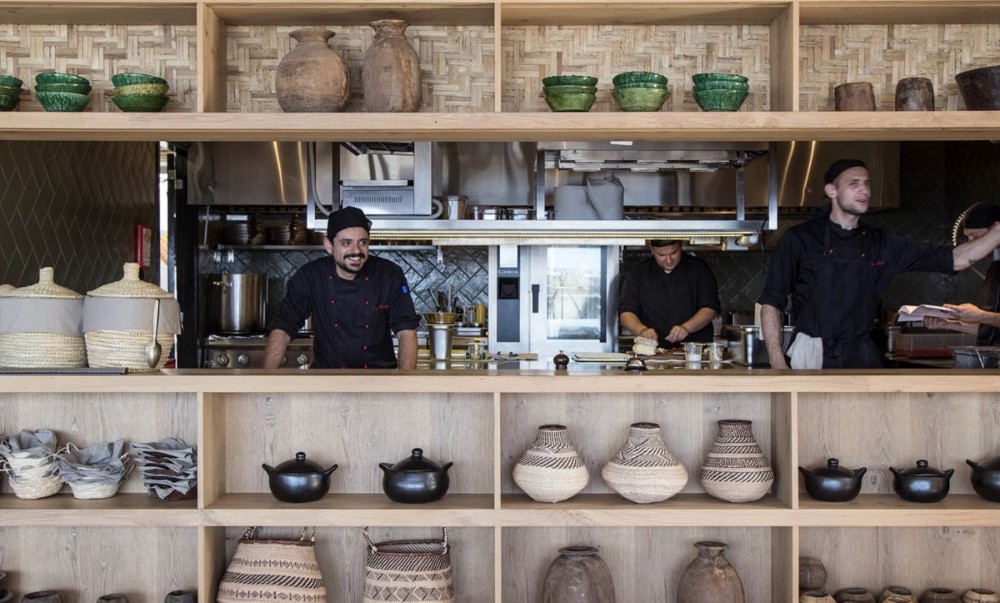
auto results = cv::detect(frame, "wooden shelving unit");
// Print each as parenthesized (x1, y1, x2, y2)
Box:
(1, 371, 999, 601)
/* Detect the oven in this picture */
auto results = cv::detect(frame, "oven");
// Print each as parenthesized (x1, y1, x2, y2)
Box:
(202, 335, 313, 369)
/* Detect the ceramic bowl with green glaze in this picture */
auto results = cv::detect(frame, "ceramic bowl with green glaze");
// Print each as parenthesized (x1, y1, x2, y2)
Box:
(542, 75, 598, 87)
(111, 72, 168, 87)
(692, 72, 748, 86)
(35, 72, 91, 86)
(543, 84, 598, 95)
(35, 82, 92, 95)
(0, 92, 20, 111)
(693, 80, 750, 92)
(0, 85, 22, 96)
(113, 83, 169, 96)
(693, 88, 748, 111)
(0, 74, 23, 88)
(36, 90, 91, 112)
(613, 81, 668, 89)
(612, 86, 670, 111)
(612, 71, 668, 86)
(111, 93, 169, 112)
(544, 92, 596, 112)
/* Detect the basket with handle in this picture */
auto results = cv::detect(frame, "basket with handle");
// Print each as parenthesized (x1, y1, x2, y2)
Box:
(217, 526, 327, 603)
(363, 527, 454, 602)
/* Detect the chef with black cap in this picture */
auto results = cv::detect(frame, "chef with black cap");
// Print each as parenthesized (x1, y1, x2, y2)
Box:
(923, 203, 1000, 346)
(263, 206, 420, 369)
(757, 158, 1000, 369)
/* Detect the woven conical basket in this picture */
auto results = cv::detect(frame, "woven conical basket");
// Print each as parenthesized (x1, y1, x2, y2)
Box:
(0, 267, 86, 368)
(85, 263, 175, 371)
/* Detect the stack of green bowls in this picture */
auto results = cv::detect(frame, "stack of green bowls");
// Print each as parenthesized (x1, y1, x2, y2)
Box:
(542, 75, 598, 112)
(111, 73, 169, 112)
(692, 73, 749, 111)
(0, 74, 23, 111)
(35, 72, 92, 112)
(612, 71, 670, 111)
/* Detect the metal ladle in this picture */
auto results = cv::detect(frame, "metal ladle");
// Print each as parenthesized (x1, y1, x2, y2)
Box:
(145, 298, 162, 369)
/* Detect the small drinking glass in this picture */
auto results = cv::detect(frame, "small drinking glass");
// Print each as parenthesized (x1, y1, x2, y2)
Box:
(707, 341, 725, 363)
(683, 342, 703, 363)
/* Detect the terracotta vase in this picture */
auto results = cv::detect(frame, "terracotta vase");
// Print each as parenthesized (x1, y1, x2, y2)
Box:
(799, 556, 828, 591)
(700, 419, 774, 503)
(601, 422, 688, 503)
(836, 588, 877, 603)
(513, 424, 589, 503)
(363, 19, 421, 112)
(276, 28, 350, 113)
(963, 589, 1000, 603)
(881, 586, 917, 603)
(542, 545, 616, 603)
(677, 541, 745, 603)
(895, 77, 935, 111)
(802, 593, 836, 603)
(920, 588, 961, 603)
(835, 82, 877, 111)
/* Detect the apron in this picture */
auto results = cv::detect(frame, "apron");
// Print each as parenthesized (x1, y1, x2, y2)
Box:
(794, 223, 883, 368)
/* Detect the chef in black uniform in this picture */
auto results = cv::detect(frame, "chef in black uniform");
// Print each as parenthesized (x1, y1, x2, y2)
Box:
(263, 207, 420, 369)
(758, 159, 1000, 369)
(619, 239, 721, 346)
(923, 203, 1000, 345)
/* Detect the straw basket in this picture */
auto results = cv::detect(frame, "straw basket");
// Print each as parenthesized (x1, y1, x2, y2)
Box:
(363, 527, 454, 603)
(512, 424, 590, 503)
(67, 480, 123, 500)
(0, 267, 85, 368)
(84, 263, 177, 372)
(8, 471, 62, 499)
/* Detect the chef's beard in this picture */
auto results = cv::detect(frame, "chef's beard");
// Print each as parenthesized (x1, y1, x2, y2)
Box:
(334, 252, 367, 274)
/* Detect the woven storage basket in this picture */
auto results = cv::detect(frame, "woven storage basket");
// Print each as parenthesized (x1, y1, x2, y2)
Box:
(217, 527, 327, 603)
(67, 480, 123, 500)
(84, 263, 176, 371)
(8, 471, 62, 500)
(363, 527, 454, 603)
(0, 267, 85, 368)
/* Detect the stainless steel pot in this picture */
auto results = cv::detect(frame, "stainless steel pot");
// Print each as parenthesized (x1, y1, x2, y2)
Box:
(204, 273, 267, 334)
(722, 325, 794, 367)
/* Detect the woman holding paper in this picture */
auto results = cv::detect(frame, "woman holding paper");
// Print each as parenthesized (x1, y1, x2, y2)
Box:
(924, 204, 1000, 346)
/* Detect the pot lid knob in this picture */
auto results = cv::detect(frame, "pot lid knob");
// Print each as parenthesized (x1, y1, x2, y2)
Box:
(389, 447, 445, 471)
(272, 451, 326, 474)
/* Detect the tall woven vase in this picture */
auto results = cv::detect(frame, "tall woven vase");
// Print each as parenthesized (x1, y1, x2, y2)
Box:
(513, 424, 589, 503)
(700, 419, 774, 503)
(276, 28, 350, 112)
(542, 546, 616, 603)
(362, 19, 421, 112)
(677, 541, 745, 603)
(601, 422, 688, 503)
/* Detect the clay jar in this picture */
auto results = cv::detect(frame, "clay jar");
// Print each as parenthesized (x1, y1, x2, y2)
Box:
(835, 82, 877, 111)
(963, 589, 1000, 603)
(895, 77, 935, 111)
(881, 586, 917, 603)
(276, 28, 350, 112)
(677, 541, 745, 603)
(837, 588, 877, 603)
(363, 19, 421, 112)
(541, 545, 616, 603)
(799, 556, 828, 591)
(920, 588, 961, 602)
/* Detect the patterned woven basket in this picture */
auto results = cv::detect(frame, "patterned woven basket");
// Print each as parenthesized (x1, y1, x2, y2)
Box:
(0, 267, 86, 368)
(84, 263, 175, 372)
(217, 527, 327, 603)
(363, 527, 454, 603)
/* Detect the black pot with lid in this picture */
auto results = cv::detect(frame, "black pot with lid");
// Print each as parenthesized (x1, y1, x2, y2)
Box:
(966, 455, 1000, 502)
(379, 448, 453, 504)
(798, 458, 867, 502)
(889, 459, 953, 503)
(262, 451, 338, 503)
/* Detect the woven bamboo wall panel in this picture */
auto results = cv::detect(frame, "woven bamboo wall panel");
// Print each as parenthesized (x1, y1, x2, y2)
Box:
(501, 25, 770, 113)
(226, 26, 495, 113)
(0, 25, 197, 112)
(800, 24, 1000, 112)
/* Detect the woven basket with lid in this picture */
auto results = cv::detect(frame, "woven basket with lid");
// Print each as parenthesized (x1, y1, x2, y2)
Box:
(84, 263, 178, 371)
(0, 267, 86, 368)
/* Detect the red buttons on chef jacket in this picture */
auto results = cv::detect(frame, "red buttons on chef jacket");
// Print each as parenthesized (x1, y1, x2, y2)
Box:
(334, 323, 340, 328)
(365, 324, 369, 329)
(363, 345, 368, 351)
(364, 300, 369, 305)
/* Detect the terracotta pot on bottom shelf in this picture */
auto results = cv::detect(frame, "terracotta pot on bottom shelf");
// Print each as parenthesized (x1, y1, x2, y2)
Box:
(920, 588, 961, 602)
(799, 556, 828, 591)
(802, 593, 836, 603)
(677, 541, 745, 603)
(881, 586, 917, 603)
(963, 589, 1000, 603)
(542, 545, 616, 603)
(836, 588, 877, 603)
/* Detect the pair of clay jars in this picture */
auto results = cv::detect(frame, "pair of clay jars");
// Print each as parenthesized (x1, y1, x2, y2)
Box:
(276, 21, 420, 113)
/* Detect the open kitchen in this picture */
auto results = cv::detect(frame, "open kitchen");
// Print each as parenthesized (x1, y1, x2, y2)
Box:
(2, 2, 1000, 602)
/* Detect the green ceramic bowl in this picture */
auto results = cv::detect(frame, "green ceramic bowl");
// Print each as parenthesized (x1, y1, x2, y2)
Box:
(543, 84, 598, 95)
(0, 74, 23, 88)
(694, 80, 750, 92)
(613, 81, 668, 89)
(542, 74, 599, 87)
(612, 70, 668, 86)
(35, 82, 92, 95)
(34, 72, 91, 86)
(36, 90, 91, 112)
(692, 72, 748, 86)
(111, 72, 168, 87)
(612, 86, 670, 112)
(544, 92, 596, 112)
(693, 88, 748, 111)
(0, 92, 20, 111)
(111, 93, 169, 112)
(113, 83, 169, 96)
(0, 85, 22, 96)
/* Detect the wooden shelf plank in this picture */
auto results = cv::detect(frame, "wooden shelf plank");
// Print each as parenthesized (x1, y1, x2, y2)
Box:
(206, 0, 495, 26)
(0, 1, 196, 25)
(798, 0, 1000, 25)
(204, 493, 496, 525)
(1, 111, 1000, 142)
(501, 0, 791, 26)
(0, 493, 200, 526)
(796, 494, 1000, 526)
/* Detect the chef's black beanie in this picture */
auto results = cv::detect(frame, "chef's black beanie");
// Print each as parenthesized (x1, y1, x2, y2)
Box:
(964, 204, 1000, 229)
(824, 159, 868, 185)
(327, 206, 372, 240)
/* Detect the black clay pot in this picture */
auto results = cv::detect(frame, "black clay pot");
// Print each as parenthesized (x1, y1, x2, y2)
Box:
(799, 458, 867, 502)
(890, 459, 953, 503)
(262, 451, 338, 503)
(379, 448, 452, 504)
(966, 456, 1000, 503)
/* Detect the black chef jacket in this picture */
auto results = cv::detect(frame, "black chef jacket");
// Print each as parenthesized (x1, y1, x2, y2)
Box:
(619, 254, 721, 344)
(758, 210, 953, 363)
(269, 255, 420, 369)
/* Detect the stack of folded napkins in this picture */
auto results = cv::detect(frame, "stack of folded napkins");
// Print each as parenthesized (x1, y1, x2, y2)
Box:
(132, 437, 197, 500)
